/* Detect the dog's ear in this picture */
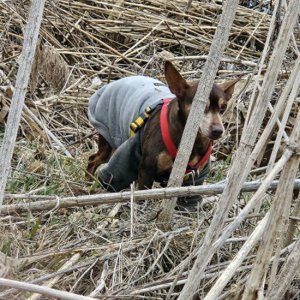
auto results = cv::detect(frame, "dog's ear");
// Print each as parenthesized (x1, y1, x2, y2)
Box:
(164, 61, 189, 99)
(218, 78, 240, 100)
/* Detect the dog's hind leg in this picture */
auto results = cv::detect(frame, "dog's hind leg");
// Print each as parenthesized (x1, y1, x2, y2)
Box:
(86, 134, 112, 181)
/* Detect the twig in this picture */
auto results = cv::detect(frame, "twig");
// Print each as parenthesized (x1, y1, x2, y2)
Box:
(2, 179, 300, 214)
(157, 0, 240, 232)
(0, 278, 97, 300)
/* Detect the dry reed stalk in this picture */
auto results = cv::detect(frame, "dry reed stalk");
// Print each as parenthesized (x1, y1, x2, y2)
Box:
(0, 278, 97, 300)
(240, 52, 300, 212)
(0, 0, 45, 205)
(3, 179, 300, 215)
(129, 265, 253, 296)
(205, 146, 299, 298)
(157, 0, 240, 232)
(0, 1, 299, 298)
(0, 251, 14, 278)
(212, 148, 293, 248)
(121, 239, 297, 296)
(88, 261, 108, 297)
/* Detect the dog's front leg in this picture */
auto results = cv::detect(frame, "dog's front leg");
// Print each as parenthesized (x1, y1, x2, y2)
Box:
(138, 155, 156, 189)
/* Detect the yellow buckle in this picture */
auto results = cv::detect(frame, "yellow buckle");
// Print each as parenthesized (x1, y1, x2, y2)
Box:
(130, 122, 138, 131)
(129, 106, 153, 137)
(135, 116, 144, 126)
(145, 106, 152, 115)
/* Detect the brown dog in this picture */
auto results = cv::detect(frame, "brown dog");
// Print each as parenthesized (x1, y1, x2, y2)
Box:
(86, 61, 238, 195)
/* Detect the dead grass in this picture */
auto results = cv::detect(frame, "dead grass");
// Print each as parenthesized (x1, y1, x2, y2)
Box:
(0, 0, 299, 299)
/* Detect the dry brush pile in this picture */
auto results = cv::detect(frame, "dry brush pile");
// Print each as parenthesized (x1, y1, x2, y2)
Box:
(0, 0, 299, 299)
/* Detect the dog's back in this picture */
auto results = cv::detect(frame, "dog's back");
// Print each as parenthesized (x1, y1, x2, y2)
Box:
(88, 76, 175, 149)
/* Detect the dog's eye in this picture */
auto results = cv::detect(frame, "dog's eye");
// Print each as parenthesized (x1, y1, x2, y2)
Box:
(220, 105, 227, 114)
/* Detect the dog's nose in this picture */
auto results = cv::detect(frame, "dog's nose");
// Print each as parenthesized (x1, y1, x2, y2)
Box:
(211, 126, 223, 140)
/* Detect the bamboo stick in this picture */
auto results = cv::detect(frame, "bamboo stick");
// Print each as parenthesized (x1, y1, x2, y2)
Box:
(0, 0, 46, 207)
(0, 278, 96, 300)
(157, 0, 240, 232)
(2, 179, 300, 215)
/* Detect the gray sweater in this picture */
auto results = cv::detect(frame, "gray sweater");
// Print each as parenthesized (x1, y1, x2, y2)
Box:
(88, 76, 174, 191)
(88, 76, 175, 149)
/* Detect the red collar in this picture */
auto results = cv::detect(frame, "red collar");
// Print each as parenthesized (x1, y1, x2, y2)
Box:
(160, 98, 212, 171)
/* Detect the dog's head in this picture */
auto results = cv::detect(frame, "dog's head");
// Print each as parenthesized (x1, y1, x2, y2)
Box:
(164, 61, 239, 141)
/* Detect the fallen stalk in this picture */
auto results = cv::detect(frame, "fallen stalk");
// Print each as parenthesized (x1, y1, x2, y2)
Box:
(0, 278, 96, 300)
(2, 179, 300, 214)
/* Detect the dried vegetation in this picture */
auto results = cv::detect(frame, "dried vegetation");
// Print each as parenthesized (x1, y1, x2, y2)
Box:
(0, 0, 299, 299)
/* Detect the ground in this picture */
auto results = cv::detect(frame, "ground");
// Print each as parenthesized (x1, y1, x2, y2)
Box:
(0, 1, 299, 299)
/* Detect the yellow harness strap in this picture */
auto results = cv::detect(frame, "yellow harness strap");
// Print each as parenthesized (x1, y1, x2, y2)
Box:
(130, 106, 153, 137)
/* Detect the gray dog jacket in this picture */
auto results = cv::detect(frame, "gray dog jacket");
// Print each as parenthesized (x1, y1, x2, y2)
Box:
(88, 76, 210, 197)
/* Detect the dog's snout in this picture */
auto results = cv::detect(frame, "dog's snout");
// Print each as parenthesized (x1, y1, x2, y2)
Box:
(211, 125, 223, 140)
